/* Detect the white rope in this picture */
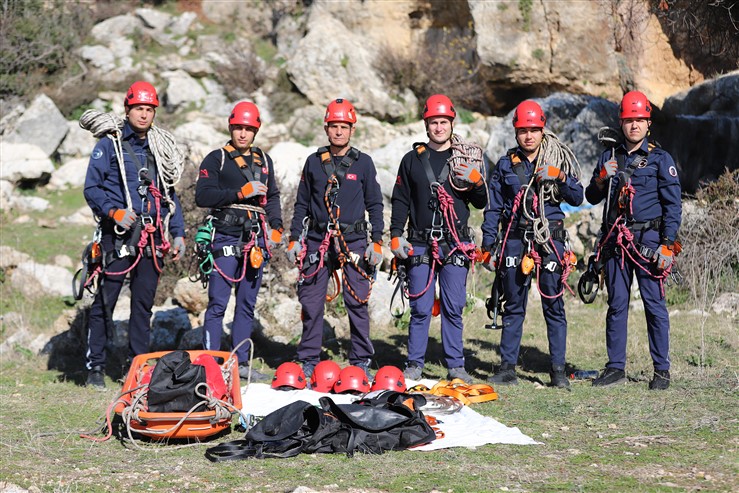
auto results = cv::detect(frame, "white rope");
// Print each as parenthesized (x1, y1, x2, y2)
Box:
(521, 129, 581, 249)
(79, 109, 184, 235)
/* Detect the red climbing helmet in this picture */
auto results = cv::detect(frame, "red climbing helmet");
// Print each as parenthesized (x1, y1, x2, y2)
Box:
(620, 91, 652, 119)
(333, 365, 370, 394)
(423, 94, 456, 120)
(370, 365, 407, 392)
(229, 101, 262, 128)
(310, 360, 342, 393)
(125, 81, 159, 107)
(271, 362, 307, 390)
(324, 98, 357, 125)
(512, 100, 546, 128)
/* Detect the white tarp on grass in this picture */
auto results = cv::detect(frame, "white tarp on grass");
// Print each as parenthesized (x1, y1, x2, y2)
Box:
(240, 379, 540, 451)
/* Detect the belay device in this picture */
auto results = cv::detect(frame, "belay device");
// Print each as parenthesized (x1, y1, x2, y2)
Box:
(72, 226, 103, 300)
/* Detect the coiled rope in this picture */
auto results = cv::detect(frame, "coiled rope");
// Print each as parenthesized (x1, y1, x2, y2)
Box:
(448, 134, 486, 192)
(79, 110, 185, 230)
(520, 129, 581, 248)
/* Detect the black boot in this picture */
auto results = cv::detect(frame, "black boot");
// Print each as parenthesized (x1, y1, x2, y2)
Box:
(649, 370, 670, 390)
(592, 368, 627, 387)
(488, 363, 518, 385)
(549, 365, 570, 389)
(86, 366, 106, 390)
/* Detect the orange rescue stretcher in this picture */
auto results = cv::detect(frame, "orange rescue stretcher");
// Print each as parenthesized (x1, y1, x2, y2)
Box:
(114, 350, 243, 440)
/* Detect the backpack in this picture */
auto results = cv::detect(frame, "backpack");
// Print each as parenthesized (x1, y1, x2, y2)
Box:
(204, 391, 436, 461)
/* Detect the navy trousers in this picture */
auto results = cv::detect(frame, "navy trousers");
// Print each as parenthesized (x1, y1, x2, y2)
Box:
(86, 232, 161, 369)
(202, 232, 265, 365)
(296, 237, 373, 365)
(603, 228, 671, 371)
(498, 238, 568, 367)
(405, 244, 469, 370)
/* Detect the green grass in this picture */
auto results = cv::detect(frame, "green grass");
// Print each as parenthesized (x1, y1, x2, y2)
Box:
(0, 295, 736, 492)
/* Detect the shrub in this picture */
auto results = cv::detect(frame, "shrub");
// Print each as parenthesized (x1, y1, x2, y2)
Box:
(0, 0, 93, 98)
(373, 22, 484, 116)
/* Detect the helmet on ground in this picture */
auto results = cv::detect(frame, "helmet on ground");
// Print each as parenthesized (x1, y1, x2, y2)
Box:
(310, 360, 342, 393)
(125, 81, 159, 107)
(620, 91, 652, 119)
(271, 362, 306, 390)
(333, 365, 370, 394)
(371, 365, 406, 392)
(229, 101, 261, 128)
(423, 94, 456, 120)
(512, 100, 546, 128)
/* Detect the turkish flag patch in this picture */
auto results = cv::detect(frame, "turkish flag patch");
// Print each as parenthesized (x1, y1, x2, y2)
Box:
(262, 167, 269, 174)
(199, 169, 209, 178)
(396, 176, 402, 185)
(346, 173, 357, 180)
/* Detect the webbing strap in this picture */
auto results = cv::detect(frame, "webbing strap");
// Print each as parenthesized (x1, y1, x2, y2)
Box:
(411, 379, 499, 406)
(414, 143, 449, 186)
(318, 146, 360, 185)
(224, 144, 264, 184)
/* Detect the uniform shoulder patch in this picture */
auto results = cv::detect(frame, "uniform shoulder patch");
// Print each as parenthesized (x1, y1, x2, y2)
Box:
(668, 166, 677, 177)
(199, 169, 209, 178)
(92, 148, 104, 160)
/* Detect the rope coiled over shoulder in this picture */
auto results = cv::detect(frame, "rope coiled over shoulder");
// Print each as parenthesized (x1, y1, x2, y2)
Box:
(448, 134, 485, 191)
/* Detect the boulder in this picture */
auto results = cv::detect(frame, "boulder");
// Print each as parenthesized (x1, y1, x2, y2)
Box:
(711, 292, 739, 317)
(0, 180, 15, 211)
(287, 9, 417, 121)
(10, 261, 73, 298)
(267, 141, 313, 194)
(90, 14, 142, 44)
(161, 69, 208, 109)
(78, 45, 116, 72)
(150, 305, 192, 351)
(135, 7, 172, 31)
(48, 158, 88, 190)
(58, 121, 97, 158)
(2, 94, 68, 157)
(0, 142, 55, 185)
(173, 277, 209, 314)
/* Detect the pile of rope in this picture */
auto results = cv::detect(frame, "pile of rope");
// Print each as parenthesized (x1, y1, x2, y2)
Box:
(448, 134, 485, 191)
(521, 129, 581, 247)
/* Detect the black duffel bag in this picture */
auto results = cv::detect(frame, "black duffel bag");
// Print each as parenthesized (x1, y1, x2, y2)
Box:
(147, 351, 207, 413)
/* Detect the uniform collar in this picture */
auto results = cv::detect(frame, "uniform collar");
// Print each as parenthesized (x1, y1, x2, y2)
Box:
(618, 138, 649, 156)
(122, 121, 148, 145)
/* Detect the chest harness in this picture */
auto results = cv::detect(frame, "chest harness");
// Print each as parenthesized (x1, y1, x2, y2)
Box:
(579, 143, 679, 302)
(390, 144, 480, 312)
(496, 152, 577, 300)
(75, 110, 184, 295)
(193, 146, 274, 287)
(295, 147, 374, 304)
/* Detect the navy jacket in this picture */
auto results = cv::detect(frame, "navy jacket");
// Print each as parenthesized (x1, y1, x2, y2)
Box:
(290, 149, 384, 243)
(585, 139, 682, 243)
(83, 122, 185, 238)
(195, 144, 282, 237)
(481, 148, 583, 248)
(391, 146, 488, 244)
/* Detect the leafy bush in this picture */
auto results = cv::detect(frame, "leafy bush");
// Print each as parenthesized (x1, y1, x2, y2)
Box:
(0, 0, 93, 98)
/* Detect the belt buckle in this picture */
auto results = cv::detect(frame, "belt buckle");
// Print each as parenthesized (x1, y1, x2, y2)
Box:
(222, 245, 236, 257)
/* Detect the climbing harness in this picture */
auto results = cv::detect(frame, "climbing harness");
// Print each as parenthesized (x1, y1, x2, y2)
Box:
(296, 147, 374, 304)
(408, 379, 498, 406)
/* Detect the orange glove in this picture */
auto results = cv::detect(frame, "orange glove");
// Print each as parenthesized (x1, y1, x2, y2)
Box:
(364, 241, 383, 266)
(238, 180, 268, 200)
(455, 162, 484, 187)
(598, 159, 618, 181)
(109, 208, 137, 230)
(535, 164, 565, 182)
(653, 244, 674, 271)
(267, 228, 283, 250)
(286, 240, 302, 264)
(390, 236, 413, 260)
